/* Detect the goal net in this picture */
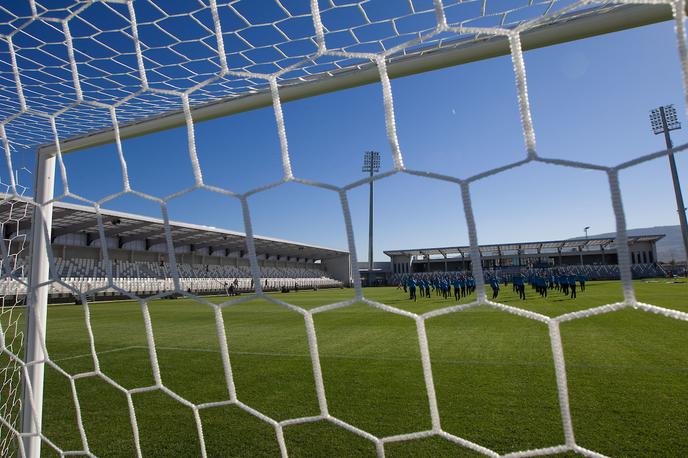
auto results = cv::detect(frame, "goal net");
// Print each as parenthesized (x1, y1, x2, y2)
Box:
(0, 186, 30, 458)
(0, 1, 687, 457)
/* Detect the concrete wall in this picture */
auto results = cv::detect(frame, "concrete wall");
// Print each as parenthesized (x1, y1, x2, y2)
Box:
(629, 241, 657, 265)
(323, 254, 351, 286)
(390, 255, 412, 274)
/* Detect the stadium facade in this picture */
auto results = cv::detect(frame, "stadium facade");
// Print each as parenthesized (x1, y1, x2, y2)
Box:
(384, 236, 663, 275)
(0, 198, 351, 300)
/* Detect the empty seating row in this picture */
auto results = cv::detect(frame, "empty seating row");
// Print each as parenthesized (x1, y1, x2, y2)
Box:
(32, 257, 331, 281)
(0, 256, 342, 299)
(0, 276, 341, 297)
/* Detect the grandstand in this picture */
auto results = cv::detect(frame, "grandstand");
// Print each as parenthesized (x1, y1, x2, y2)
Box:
(385, 236, 666, 283)
(0, 198, 350, 301)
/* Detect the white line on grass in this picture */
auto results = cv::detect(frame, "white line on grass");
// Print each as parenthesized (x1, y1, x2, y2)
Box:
(52, 346, 140, 363)
(50, 345, 688, 373)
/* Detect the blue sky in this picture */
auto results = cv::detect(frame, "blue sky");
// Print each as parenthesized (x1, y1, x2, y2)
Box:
(11, 19, 688, 261)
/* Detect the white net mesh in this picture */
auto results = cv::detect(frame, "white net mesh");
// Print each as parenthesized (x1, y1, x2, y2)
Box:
(0, 184, 30, 457)
(0, 0, 686, 457)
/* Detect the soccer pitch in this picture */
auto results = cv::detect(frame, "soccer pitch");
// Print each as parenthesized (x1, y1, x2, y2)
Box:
(18, 280, 687, 457)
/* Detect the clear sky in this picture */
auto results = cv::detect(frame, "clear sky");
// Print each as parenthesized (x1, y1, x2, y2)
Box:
(11, 19, 688, 262)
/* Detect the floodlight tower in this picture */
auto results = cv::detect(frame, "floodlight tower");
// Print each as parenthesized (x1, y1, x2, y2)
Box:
(650, 105, 688, 264)
(362, 151, 380, 287)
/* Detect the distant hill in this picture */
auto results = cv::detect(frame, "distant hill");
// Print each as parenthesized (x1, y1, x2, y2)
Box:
(583, 225, 684, 262)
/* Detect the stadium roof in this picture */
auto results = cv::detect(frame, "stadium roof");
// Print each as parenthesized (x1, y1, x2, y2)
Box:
(2, 198, 347, 260)
(384, 235, 665, 258)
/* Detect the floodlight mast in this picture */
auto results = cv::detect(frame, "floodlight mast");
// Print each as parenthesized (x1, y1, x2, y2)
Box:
(363, 151, 380, 287)
(650, 105, 688, 265)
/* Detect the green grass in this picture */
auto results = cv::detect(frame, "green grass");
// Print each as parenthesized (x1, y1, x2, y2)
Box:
(4, 279, 687, 456)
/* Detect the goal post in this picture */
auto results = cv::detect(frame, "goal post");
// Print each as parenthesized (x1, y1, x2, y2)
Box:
(20, 151, 55, 458)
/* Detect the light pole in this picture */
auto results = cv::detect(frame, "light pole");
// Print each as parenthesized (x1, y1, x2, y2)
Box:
(362, 151, 380, 287)
(584, 226, 590, 240)
(650, 104, 688, 264)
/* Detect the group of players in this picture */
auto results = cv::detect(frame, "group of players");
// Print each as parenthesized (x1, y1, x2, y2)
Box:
(399, 275, 477, 301)
(398, 271, 587, 302)
(509, 273, 586, 300)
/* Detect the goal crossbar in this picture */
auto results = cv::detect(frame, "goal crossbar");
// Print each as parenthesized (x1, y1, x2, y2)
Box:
(39, 3, 674, 157)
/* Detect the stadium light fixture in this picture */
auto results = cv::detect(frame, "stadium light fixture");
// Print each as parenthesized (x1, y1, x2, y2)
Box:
(650, 105, 680, 134)
(649, 104, 688, 265)
(362, 151, 381, 174)
(363, 151, 381, 287)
